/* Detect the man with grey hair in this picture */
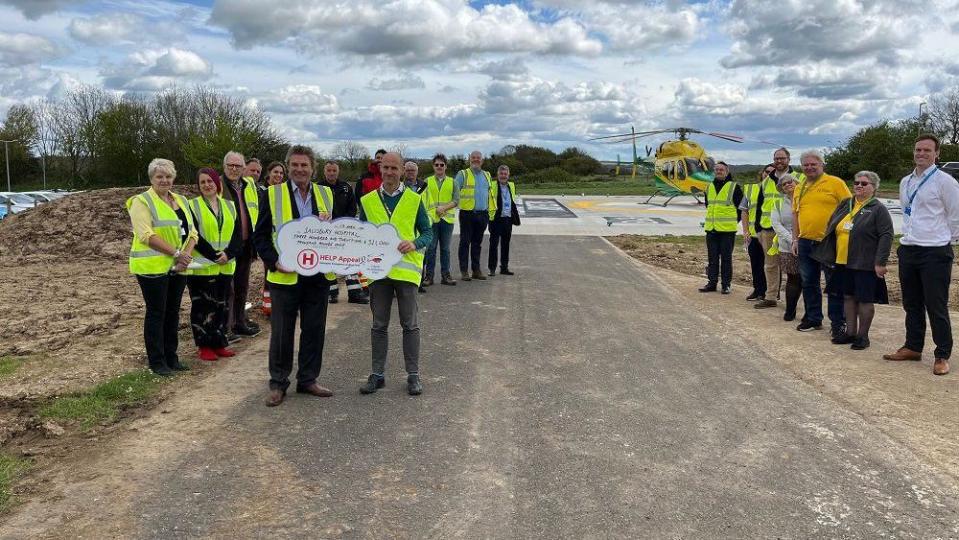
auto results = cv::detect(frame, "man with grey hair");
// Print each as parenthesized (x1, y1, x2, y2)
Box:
(884, 134, 959, 375)
(488, 164, 521, 276)
(455, 150, 493, 281)
(403, 161, 427, 194)
(244, 158, 262, 187)
(222, 150, 262, 338)
(791, 149, 850, 337)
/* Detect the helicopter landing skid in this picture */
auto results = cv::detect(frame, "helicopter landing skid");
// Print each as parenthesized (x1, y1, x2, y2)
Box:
(642, 191, 704, 207)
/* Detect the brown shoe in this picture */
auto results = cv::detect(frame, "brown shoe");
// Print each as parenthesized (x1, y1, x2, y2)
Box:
(882, 347, 922, 361)
(441, 274, 457, 285)
(422, 276, 433, 287)
(265, 389, 285, 407)
(296, 382, 334, 397)
(472, 270, 487, 280)
(934, 358, 951, 375)
(461, 271, 472, 282)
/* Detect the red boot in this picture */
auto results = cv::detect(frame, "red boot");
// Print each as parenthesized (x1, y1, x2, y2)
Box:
(198, 347, 218, 361)
(213, 347, 236, 358)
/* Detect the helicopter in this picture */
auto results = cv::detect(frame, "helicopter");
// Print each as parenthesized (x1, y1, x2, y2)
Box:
(590, 127, 746, 206)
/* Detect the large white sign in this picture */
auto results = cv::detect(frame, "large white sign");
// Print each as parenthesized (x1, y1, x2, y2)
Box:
(276, 216, 402, 280)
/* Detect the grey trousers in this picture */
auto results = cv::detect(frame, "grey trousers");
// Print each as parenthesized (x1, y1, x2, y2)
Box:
(370, 279, 419, 375)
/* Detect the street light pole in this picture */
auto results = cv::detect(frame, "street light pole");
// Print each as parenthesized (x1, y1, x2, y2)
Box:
(918, 101, 927, 135)
(1, 140, 10, 192)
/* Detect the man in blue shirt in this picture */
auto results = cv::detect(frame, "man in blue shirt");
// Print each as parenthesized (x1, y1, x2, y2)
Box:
(488, 164, 521, 276)
(455, 150, 492, 281)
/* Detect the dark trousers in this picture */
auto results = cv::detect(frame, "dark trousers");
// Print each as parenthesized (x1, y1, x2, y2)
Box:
(748, 236, 767, 296)
(797, 238, 844, 329)
(705, 231, 735, 287)
(228, 241, 253, 330)
(458, 210, 489, 273)
(370, 279, 419, 375)
(898, 244, 954, 359)
(488, 216, 513, 272)
(784, 272, 802, 318)
(136, 274, 187, 371)
(424, 220, 454, 278)
(187, 274, 232, 348)
(268, 280, 329, 391)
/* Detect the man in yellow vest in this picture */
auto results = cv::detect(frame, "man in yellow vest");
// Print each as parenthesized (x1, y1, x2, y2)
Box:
(252, 145, 337, 407)
(423, 153, 459, 286)
(488, 164, 521, 276)
(700, 161, 744, 294)
(455, 150, 493, 281)
(739, 165, 782, 307)
(221, 150, 261, 339)
(358, 152, 434, 396)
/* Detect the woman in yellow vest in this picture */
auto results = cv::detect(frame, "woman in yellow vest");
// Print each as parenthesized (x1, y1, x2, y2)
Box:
(126, 158, 198, 376)
(187, 168, 242, 362)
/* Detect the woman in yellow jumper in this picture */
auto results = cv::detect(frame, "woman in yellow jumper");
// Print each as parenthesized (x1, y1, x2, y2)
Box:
(126, 158, 198, 376)
(813, 171, 893, 350)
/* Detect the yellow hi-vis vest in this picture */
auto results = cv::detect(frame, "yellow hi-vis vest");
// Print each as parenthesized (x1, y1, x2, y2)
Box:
(238, 176, 260, 227)
(744, 179, 782, 234)
(360, 189, 425, 286)
(126, 190, 195, 275)
(266, 182, 336, 285)
(188, 196, 237, 276)
(457, 168, 493, 211)
(488, 181, 518, 220)
(705, 181, 739, 233)
(425, 175, 456, 224)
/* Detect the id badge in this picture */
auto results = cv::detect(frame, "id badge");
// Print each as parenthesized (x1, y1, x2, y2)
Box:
(904, 206, 912, 216)
(842, 222, 853, 231)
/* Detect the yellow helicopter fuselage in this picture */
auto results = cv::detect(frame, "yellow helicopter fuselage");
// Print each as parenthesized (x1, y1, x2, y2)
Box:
(653, 140, 715, 195)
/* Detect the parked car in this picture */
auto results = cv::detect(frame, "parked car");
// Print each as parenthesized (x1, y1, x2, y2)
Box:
(941, 162, 959, 181)
(0, 192, 35, 214)
(0, 204, 7, 220)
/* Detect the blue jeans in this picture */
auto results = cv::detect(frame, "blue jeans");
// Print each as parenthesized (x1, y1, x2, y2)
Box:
(797, 238, 844, 329)
(424, 220, 453, 278)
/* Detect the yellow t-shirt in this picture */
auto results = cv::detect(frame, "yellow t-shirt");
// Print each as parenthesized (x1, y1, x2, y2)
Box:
(834, 200, 864, 265)
(794, 174, 852, 241)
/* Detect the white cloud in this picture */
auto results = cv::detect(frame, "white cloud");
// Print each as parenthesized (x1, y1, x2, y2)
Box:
(68, 13, 143, 44)
(254, 85, 339, 114)
(536, 1, 702, 50)
(366, 73, 426, 91)
(101, 48, 213, 91)
(0, 31, 61, 66)
(0, 0, 79, 19)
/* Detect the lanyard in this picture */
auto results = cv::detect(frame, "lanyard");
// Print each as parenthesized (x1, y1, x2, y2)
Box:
(906, 167, 938, 210)
(378, 191, 395, 219)
(848, 197, 872, 218)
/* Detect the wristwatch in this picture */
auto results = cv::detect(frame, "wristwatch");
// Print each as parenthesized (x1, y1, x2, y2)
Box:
(173, 249, 181, 259)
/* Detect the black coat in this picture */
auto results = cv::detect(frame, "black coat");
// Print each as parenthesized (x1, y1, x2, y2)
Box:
(812, 197, 894, 271)
(492, 183, 521, 226)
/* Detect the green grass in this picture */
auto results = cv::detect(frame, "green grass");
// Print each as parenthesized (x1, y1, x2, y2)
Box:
(39, 371, 167, 430)
(0, 452, 30, 512)
(0, 357, 22, 378)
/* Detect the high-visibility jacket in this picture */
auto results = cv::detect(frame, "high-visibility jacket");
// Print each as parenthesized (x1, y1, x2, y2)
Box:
(457, 168, 494, 211)
(126, 190, 195, 275)
(266, 182, 336, 285)
(488, 181, 518, 220)
(425, 175, 456, 224)
(360, 189, 424, 286)
(188, 196, 237, 276)
(229, 176, 260, 232)
(743, 179, 782, 234)
(705, 181, 739, 232)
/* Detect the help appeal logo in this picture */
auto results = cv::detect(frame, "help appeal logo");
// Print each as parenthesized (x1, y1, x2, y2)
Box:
(276, 216, 403, 280)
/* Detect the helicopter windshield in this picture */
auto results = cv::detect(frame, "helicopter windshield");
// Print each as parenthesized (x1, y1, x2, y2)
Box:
(704, 157, 716, 172)
(685, 158, 707, 176)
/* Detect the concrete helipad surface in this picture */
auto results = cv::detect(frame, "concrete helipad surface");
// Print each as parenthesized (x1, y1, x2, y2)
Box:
(490, 195, 904, 236)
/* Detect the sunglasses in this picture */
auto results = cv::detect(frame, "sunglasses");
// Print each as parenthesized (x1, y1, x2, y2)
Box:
(853, 181, 872, 186)
(433, 163, 446, 167)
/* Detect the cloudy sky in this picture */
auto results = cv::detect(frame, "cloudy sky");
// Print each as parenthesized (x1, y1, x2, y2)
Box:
(0, 0, 955, 164)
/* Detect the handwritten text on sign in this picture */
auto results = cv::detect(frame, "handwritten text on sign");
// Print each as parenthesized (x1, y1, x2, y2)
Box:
(276, 216, 402, 280)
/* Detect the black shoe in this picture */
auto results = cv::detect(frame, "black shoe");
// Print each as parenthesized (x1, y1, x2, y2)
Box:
(348, 294, 369, 304)
(721, 286, 731, 295)
(488, 269, 496, 276)
(831, 334, 855, 345)
(830, 325, 847, 341)
(698, 283, 717, 293)
(797, 321, 823, 332)
(245, 319, 260, 332)
(226, 332, 241, 343)
(151, 365, 174, 377)
(783, 312, 796, 322)
(234, 324, 260, 337)
(418, 285, 427, 293)
(754, 299, 777, 309)
(500, 269, 514, 276)
(851, 336, 870, 350)
(360, 374, 385, 394)
(329, 295, 339, 304)
(407, 374, 422, 396)
(746, 292, 762, 301)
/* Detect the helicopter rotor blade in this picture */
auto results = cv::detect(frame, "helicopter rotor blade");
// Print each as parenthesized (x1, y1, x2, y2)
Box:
(706, 132, 745, 144)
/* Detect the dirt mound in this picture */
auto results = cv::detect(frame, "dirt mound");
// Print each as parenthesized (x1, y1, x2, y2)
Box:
(0, 186, 199, 261)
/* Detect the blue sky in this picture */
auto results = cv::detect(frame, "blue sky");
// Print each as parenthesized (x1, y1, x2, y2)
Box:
(0, 0, 955, 164)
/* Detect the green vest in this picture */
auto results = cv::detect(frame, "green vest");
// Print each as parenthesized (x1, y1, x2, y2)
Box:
(488, 181, 518, 220)
(126, 190, 195, 275)
(743, 179, 782, 233)
(705, 181, 739, 233)
(360, 189, 425, 286)
(266, 182, 336, 285)
(425, 175, 456, 224)
(239, 176, 260, 227)
(458, 169, 493, 211)
(188, 196, 237, 276)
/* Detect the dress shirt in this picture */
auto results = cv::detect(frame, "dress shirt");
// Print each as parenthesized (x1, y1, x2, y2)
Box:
(899, 164, 959, 246)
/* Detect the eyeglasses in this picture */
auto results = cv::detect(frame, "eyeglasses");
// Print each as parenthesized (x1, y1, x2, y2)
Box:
(433, 163, 446, 167)
(226, 164, 243, 169)
(853, 181, 872, 186)
(774, 157, 789, 161)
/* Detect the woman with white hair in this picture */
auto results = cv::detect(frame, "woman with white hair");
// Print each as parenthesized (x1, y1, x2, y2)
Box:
(770, 172, 802, 321)
(813, 170, 894, 350)
(126, 158, 198, 376)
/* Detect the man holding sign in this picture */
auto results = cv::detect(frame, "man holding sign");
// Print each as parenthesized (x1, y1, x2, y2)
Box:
(358, 152, 434, 396)
(253, 145, 337, 407)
